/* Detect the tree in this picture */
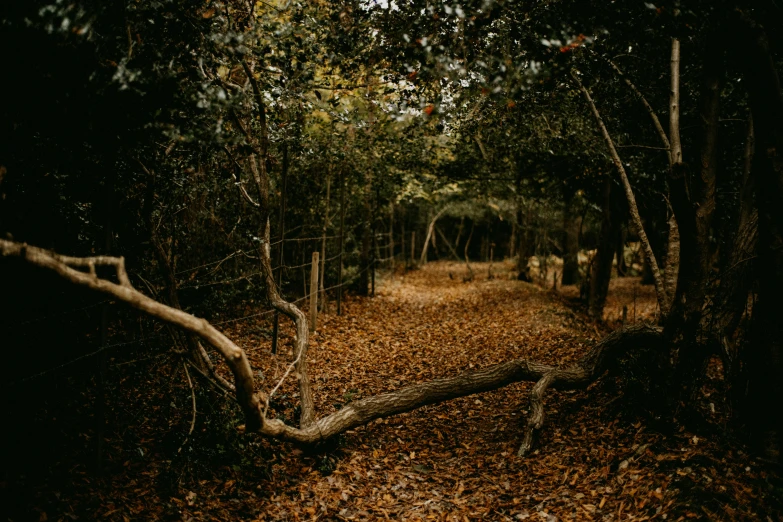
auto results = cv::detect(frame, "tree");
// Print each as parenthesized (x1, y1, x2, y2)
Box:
(3, 0, 783, 465)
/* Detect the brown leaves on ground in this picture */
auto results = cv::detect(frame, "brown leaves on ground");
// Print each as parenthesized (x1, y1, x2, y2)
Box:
(11, 262, 783, 521)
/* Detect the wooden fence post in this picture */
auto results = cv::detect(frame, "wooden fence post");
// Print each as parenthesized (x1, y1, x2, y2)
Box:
(310, 251, 319, 332)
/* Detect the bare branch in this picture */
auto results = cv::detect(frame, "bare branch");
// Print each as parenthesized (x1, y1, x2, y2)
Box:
(224, 146, 261, 208)
(0, 239, 264, 431)
(570, 71, 669, 315)
(177, 362, 197, 454)
(616, 144, 670, 151)
(591, 49, 672, 162)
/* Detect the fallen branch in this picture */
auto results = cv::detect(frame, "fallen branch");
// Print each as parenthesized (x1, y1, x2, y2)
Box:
(518, 324, 663, 456)
(257, 324, 662, 448)
(0, 239, 264, 431)
(1, 239, 663, 456)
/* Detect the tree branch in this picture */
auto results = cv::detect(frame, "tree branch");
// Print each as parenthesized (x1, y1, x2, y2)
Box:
(0, 239, 264, 431)
(571, 70, 669, 315)
(591, 49, 671, 162)
(1, 240, 663, 455)
(419, 206, 450, 265)
(177, 362, 197, 454)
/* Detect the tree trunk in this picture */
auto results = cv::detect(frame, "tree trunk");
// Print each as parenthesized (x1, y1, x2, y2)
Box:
(401, 212, 406, 271)
(463, 220, 475, 281)
(662, 38, 683, 310)
(337, 169, 345, 315)
(589, 179, 619, 319)
(455, 216, 465, 251)
(389, 201, 395, 273)
(665, 33, 721, 346)
(734, 13, 783, 462)
(241, 60, 316, 428)
(359, 182, 372, 296)
(595, 42, 680, 301)
(509, 221, 516, 259)
(271, 143, 288, 354)
(515, 170, 530, 280)
(615, 226, 627, 277)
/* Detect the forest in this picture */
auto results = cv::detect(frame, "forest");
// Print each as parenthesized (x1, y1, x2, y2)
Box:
(1, 0, 783, 520)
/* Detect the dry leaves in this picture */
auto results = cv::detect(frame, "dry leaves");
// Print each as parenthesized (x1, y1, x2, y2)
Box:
(8, 261, 781, 520)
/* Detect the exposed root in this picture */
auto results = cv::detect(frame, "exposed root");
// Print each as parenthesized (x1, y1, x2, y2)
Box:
(518, 324, 665, 456)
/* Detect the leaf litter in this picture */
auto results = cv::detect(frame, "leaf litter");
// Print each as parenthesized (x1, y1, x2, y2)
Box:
(9, 261, 783, 521)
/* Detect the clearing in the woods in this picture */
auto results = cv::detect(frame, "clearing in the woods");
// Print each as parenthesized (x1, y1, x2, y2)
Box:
(26, 261, 780, 521)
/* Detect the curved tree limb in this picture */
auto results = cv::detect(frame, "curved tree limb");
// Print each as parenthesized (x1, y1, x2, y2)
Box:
(0, 239, 264, 431)
(176, 361, 197, 454)
(590, 49, 671, 162)
(236, 59, 316, 428)
(256, 223, 316, 428)
(420, 206, 450, 265)
(571, 70, 669, 315)
(518, 324, 664, 456)
(1, 239, 663, 455)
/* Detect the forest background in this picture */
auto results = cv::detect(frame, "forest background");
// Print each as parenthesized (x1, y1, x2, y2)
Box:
(2, 0, 783, 519)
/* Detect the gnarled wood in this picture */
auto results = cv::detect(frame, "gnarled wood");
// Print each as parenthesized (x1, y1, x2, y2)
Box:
(518, 324, 663, 456)
(0, 239, 264, 431)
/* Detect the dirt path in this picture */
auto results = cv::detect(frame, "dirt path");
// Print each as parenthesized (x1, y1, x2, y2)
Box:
(16, 262, 779, 521)
(220, 261, 772, 521)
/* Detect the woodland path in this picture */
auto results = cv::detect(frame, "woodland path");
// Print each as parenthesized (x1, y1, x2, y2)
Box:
(216, 261, 769, 521)
(26, 262, 779, 521)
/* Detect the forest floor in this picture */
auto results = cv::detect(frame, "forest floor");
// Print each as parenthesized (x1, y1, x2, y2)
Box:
(7, 261, 783, 521)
